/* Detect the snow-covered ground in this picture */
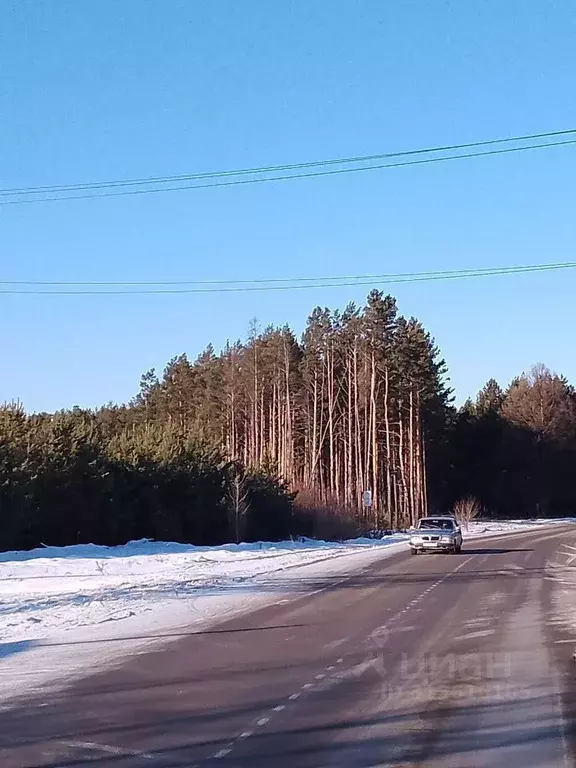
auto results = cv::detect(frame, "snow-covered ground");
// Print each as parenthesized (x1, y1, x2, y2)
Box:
(0, 518, 573, 705)
(1, 536, 410, 645)
(0, 534, 410, 704)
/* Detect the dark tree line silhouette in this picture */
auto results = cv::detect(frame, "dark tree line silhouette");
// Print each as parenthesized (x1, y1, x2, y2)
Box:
(446, 367, 576, 519)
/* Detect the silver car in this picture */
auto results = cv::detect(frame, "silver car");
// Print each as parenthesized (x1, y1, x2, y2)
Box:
(409, 516, 463, 555)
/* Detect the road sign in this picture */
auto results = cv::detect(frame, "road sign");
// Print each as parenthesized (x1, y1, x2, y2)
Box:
(362, 490, 372, 507)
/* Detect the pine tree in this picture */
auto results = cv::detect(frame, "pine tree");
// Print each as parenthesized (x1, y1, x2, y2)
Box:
(476, 378, 505, 415)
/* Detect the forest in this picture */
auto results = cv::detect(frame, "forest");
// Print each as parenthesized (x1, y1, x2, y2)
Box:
(1, 289, 575, 552)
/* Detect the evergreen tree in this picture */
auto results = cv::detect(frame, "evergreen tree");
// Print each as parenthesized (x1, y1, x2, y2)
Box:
(476, 378, 505, 415)
(4, 291, 573, 553)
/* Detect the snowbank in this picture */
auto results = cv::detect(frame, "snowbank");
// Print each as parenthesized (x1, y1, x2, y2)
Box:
(0, 519, 573, 704)
(0, 534, 411, 703)
(1, 520, 571, 644)
(0, 535, 413, 642)
(465, 518, 576, 536)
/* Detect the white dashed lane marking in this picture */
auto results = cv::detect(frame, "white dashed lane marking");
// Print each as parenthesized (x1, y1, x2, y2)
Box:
(204, 553, 476, 763)
(59, 741, 155, 760)
(465, 617, 491, 627)
(453, 629, 495, 641)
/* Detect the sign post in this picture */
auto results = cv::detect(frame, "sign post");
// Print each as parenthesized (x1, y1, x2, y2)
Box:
(362, 490, 372, 508)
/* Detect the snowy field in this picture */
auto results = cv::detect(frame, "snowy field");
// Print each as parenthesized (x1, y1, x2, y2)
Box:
(0, 518, 573, 705)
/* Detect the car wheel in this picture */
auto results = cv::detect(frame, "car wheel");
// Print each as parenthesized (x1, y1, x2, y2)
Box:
(411, 548, 418, 556)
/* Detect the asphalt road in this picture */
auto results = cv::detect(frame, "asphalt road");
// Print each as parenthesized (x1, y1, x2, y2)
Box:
(2, 526, 576, 767)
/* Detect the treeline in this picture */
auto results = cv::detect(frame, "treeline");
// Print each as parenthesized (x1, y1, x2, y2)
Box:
(0, 409, 297, 551)
(446, 366, 576, 519)
(132, 291, 450, 530)
(1, 291, 575, 552)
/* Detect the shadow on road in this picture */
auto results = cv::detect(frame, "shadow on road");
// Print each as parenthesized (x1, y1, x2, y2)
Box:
(0, 640, 38, 661)
(454, 547, 533, 555)
(0, 677, 571, 767)
(33, 623, 309, 649)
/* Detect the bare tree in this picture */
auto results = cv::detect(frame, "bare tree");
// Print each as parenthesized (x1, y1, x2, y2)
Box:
(453, 496, 480, 530)
(226, 462, 250, 543)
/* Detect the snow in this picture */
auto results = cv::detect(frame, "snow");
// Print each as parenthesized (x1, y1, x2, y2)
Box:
(465, 518, 576, 536)
(0, 535, 410, 644)
(0, 534, 409, 704)
(1, 519, 573, 705)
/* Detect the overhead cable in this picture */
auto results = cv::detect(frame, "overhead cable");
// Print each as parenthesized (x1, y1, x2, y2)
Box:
(2, 131, 575, 206)
(1, 261, 574, 295)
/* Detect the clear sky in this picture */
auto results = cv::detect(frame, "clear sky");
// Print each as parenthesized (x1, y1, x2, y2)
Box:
(1, 0, 575, 412)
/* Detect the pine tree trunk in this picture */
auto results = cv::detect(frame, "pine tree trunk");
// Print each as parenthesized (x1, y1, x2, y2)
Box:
(370, 350, 378, 527)
(391, 462, 399, 530)
(347, 356, 353, 505)
(328, 344, 335, 497)
(311, 370, 318, 487)
(408, 388, 416, 526)
(260, 389, 265, 466)
(363, 353, 370, 505)
(252, 343, 258, 466)
(419, 394, 428, 515)
(319, 367, 326, 499)
(383, 367, 392, 525)
(354, 343, 363, 511)
(284, 342, 291, 481)
(271, 379, 277, 467)
(230, 386, 236, 459)
(398, 405, 409, 527)
(415, 405, 422, 520)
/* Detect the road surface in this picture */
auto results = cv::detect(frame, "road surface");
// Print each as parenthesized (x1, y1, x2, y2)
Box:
(1, 526, 576, 767)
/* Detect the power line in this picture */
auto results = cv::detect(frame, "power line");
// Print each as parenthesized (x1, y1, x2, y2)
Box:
(1, 262, 574, 294)
(1, 262, 575, 287)
(2, 136, 575, 206)
(2, 128, 575, 198)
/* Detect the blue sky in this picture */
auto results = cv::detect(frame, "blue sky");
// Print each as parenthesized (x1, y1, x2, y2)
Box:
(1, 0, 575, 412)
